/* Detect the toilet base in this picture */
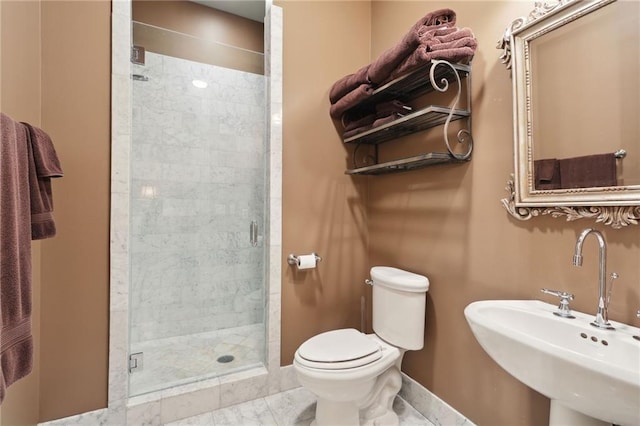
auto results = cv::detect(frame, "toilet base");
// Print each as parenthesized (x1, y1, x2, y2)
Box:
(361, 410, 398, 426)
(309, 366, 402, 426)
(311, 396, 399, 426)
(313, 399, 360, 426)
(294, 333, 407, 426)
(360, 366, 401, 426)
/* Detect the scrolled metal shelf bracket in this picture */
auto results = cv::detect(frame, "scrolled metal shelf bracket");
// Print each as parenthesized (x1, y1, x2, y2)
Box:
(429, 60, 473, 161)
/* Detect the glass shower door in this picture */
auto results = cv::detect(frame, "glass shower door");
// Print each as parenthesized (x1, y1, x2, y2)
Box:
(128, 42, 267, 396)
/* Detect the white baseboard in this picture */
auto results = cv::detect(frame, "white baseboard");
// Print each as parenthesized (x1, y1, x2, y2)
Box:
(399, 373, 475, 426)
(38, 408, 109, 426)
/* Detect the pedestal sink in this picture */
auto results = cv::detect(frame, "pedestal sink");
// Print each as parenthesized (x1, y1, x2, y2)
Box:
(464, 300, 640, 426)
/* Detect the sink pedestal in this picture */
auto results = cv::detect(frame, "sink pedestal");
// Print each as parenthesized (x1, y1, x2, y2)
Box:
(549, 401, 609, 426)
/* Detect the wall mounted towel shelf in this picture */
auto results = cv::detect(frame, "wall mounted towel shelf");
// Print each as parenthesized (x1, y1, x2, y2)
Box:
(343, 60, 473, 176)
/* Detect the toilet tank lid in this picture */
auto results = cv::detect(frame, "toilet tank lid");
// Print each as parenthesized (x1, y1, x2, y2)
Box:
(370, 266, 429, 292)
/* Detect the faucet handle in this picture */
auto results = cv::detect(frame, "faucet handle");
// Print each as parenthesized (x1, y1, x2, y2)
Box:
(541, 288, 574, 300)
(606, 272, 618, 308)
(540, 288, 576, 319)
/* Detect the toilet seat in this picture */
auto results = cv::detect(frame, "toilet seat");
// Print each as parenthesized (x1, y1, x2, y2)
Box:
(296, 328, 382, 370)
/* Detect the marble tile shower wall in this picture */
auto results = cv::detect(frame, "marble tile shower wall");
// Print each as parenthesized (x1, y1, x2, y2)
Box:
(130, 52, 266, 343)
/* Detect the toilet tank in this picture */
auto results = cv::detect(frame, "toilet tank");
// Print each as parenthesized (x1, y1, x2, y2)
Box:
(371, 266, 429, 350)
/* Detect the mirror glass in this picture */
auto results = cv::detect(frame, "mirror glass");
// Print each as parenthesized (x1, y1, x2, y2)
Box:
(497, 0, 640, 229)
(500, 0, 640, 227)
(530, 0, 640, 190)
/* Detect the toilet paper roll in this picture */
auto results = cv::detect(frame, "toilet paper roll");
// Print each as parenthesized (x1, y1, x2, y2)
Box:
(296, 254, 317, 270)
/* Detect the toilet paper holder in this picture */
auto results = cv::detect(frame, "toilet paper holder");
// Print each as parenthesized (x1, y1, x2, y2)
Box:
(287, 253, 322, 266)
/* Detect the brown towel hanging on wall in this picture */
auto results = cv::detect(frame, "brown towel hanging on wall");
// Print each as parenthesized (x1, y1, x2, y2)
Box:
(0, 113, 63, 403)
(22, 122, 64, 239)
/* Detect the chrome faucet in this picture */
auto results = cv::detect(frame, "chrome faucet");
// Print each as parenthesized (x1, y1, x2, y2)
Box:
(572, 228, 615, 330)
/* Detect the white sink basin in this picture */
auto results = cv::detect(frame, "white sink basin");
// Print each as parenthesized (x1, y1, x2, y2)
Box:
(464, 300, 640, 426)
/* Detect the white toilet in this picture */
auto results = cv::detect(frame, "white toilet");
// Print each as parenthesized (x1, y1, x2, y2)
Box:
(293, 266, 429, 426)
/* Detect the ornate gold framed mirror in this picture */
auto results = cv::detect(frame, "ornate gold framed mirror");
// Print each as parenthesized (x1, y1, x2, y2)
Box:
(498, 0, 640, 228)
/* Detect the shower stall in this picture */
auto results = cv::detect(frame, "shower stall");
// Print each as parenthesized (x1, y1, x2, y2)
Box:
(127, 22, 268, 396)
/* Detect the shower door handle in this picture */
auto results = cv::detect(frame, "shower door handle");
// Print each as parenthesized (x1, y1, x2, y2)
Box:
(250, 221, 258, 247)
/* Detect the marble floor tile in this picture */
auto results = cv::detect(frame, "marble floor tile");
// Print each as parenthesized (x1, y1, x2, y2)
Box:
(164, 387, 434, 426)
(164, 412, 214, 426)
(264, 387, 316, 425)
(394, 397, 435, 425)
(211, 398, 277, 426)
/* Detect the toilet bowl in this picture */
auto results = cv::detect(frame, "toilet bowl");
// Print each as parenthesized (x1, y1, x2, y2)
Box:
(293, 267, 429, 426)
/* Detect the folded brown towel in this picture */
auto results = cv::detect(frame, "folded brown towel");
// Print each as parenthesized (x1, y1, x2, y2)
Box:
(372, 113, 403, 128)
(22, 122, 63, 239)
(367, 10, 457, 84)
(415, 8, 456, 28)
(1, 113, 34, 402)
(375, 100, 412, 118)
(388, 44, 477, 81)
(534, 159, 561, 190)
(343, 123, 373, 139)
(431, 27, 474, 44)
(329, 64, 371, 105)
(428, 36, 478, 53)
(368, 32, 423, 85)
(329, 84, 374, 120)
(559, 153, 617, 189)
(344, 113, 377, 132)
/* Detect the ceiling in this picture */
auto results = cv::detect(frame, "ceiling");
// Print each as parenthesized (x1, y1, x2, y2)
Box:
(190, 0, 265, 22)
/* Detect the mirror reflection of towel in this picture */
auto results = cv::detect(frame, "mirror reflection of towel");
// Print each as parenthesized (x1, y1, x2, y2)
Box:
(534, 159, 560, 189)
(559, 153, 617, 189)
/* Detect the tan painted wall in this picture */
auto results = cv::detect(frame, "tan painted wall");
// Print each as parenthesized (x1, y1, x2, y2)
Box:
(277, 0, 372, 363)
(133, 0, 264, 53)
(37, 1, 111, 421)
(368, 2, 640, 425)
(0, 1, 42, 424)
(1, 1, 111, 423)
(2, 1, 638, 424)
(133, 1, 264, 74)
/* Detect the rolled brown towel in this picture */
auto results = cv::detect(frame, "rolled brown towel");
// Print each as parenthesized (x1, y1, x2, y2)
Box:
(419, 26, 457, 41)
(414, 8, 456, 28)
(343, 123, 373, 139)
(414, 27, 460, 54)
(329, 64, 371, 105)
(372, 113, 403, 128)
(431, 27, 475, 44)
(375, 100, 412, 118)
(367, 30, 424, 85)
(343, 113, 376, 132)
(329, 84, 374, 120)
(428, 36, 478, 52)
(367, 9, 457, 84)
(388, 45, 476, 81)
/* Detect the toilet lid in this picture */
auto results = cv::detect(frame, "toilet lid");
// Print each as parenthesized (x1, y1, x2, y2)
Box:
(297, 329, 382, 370)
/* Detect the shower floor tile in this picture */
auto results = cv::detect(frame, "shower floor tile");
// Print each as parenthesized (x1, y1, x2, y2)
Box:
(130, 324, 265, 396)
